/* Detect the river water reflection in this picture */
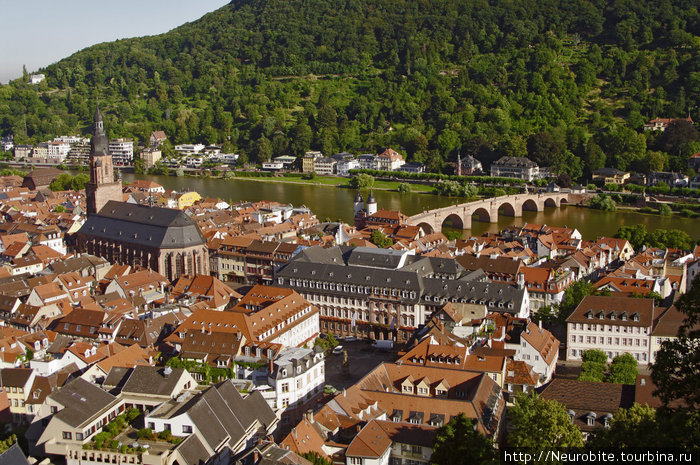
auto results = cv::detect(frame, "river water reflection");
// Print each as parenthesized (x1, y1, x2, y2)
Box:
(121, 173, 700, 240)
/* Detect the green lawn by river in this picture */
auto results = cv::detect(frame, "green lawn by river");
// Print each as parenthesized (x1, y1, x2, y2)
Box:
(231, 173, 435, 193)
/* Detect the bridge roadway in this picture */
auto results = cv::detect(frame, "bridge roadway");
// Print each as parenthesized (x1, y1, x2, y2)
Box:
(407, 192, 589, 232)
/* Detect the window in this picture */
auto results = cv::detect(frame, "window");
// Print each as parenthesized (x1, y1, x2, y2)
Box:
(281, 383, 289, 393)
(148, 422, 155, 429)
(62, 432, 72, 440)
(76, 433, 83, 441)
(282, 398, 289, 408)
(182, 425, 193, 434)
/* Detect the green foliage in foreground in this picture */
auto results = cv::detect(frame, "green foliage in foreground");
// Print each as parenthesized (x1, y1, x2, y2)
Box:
(431, 414, 495, 465)
(508, 393, 584, 449)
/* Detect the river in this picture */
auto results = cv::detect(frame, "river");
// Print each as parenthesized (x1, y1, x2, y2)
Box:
(121, 173, 700, 240)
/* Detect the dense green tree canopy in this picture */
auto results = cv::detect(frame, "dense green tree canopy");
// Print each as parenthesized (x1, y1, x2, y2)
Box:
(431, 414, 495, 465)
(0, 0, 697, 180)
(507, 393, 584, 449)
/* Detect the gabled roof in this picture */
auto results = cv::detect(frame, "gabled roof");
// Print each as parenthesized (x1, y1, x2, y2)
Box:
(50, 377, 117, 427)
(78, 201, 206, 249)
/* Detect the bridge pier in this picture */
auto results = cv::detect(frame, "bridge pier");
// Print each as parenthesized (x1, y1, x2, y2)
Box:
(462, 215, 472, 229)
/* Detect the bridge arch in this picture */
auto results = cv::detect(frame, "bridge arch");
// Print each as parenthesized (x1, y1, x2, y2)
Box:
(417, 222, 435, 234)
(472, 207, 491, 223)
(544, 197, 558, 208)
(498, 202, 517, 217)
(441, 213, 464, 230)
(522, 199, 539, 212)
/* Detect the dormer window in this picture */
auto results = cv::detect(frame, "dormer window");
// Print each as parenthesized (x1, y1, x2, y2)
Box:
(602, 413, 613, 428)
(586, 412, 596, 426)
(568, 410, 575, 424)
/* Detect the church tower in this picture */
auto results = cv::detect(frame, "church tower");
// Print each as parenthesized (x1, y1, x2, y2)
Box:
(86, 107, 123, 215)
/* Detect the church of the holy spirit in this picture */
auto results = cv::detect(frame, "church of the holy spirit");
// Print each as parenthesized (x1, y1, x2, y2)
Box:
(76, 108, 209, 281)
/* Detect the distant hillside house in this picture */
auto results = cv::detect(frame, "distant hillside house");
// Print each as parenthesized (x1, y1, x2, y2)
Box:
(376, 148, 405, 171)
(592, 168, 630, 185)
(30, 74, 45, 84)
(643, 115, 693, 132)
(458, 154, 483, 175)
(149, 130, 167, 148)
(490, 156, 539, 181)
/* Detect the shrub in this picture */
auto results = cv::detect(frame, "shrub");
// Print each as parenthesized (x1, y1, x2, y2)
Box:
(126, 408, 141, 423)
(397, 182, 411, 193)
(158, 429, 172, 441)
(588, 194, 617, 211)
(137, 428, 153, 439)
(657, 204, 672, 216)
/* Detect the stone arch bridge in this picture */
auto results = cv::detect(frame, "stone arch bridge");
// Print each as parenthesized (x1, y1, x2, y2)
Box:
(408, 192, 587, 233)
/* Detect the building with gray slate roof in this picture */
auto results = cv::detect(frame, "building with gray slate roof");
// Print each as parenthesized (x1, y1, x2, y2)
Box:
(490, 156, 540, 181)
(0, 443, 30, 465)
(145, 380, 278, 463)
(75, 107, 209, 281)
(30, 376, 277, 464)
(275, 246, 529, 343)
(267, 346, 324, 424)
(76, 200, 209, 281)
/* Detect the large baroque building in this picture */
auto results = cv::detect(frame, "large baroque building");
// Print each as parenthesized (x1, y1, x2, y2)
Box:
(276, 246, 529, 343)
(76, 108, 209, 281)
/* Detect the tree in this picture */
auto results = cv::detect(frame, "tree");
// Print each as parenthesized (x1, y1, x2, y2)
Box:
(70, 173, 90, 190)
(658, 204, 672, 216)
(615, 224, 647, 251)
(652, 274, 700, 410)
(588, 194, 616, 211)
(431, 414, 495, 465)
(507, 393, 584, 449)
(558, 280, 593, 321)
(349, 174, 374, 189)
(302, 452, 333, 465)
(313, 333, 339, 354)
(133, 157, 145, 175)
(527, 132, 564, 166)
(590, 403, 661, 447)
(53, 205, 66, 213)
(370, 229, 393, 248)
(397, 182, 410, 193)
(579, 349, 607, 382)
(609, 353, 638, 384)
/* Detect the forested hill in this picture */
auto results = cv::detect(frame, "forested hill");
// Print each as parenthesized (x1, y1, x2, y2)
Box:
(1, 0, 699, 178)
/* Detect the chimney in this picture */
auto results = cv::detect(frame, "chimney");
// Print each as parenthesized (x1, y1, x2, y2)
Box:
(269, 359, 274, 373)
(304, 409, 314, 423)
(539, 320, 542, 331)
(342, 389, 346, 397)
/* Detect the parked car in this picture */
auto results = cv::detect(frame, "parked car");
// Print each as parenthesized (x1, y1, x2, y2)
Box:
(332, 345, 344, 355)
